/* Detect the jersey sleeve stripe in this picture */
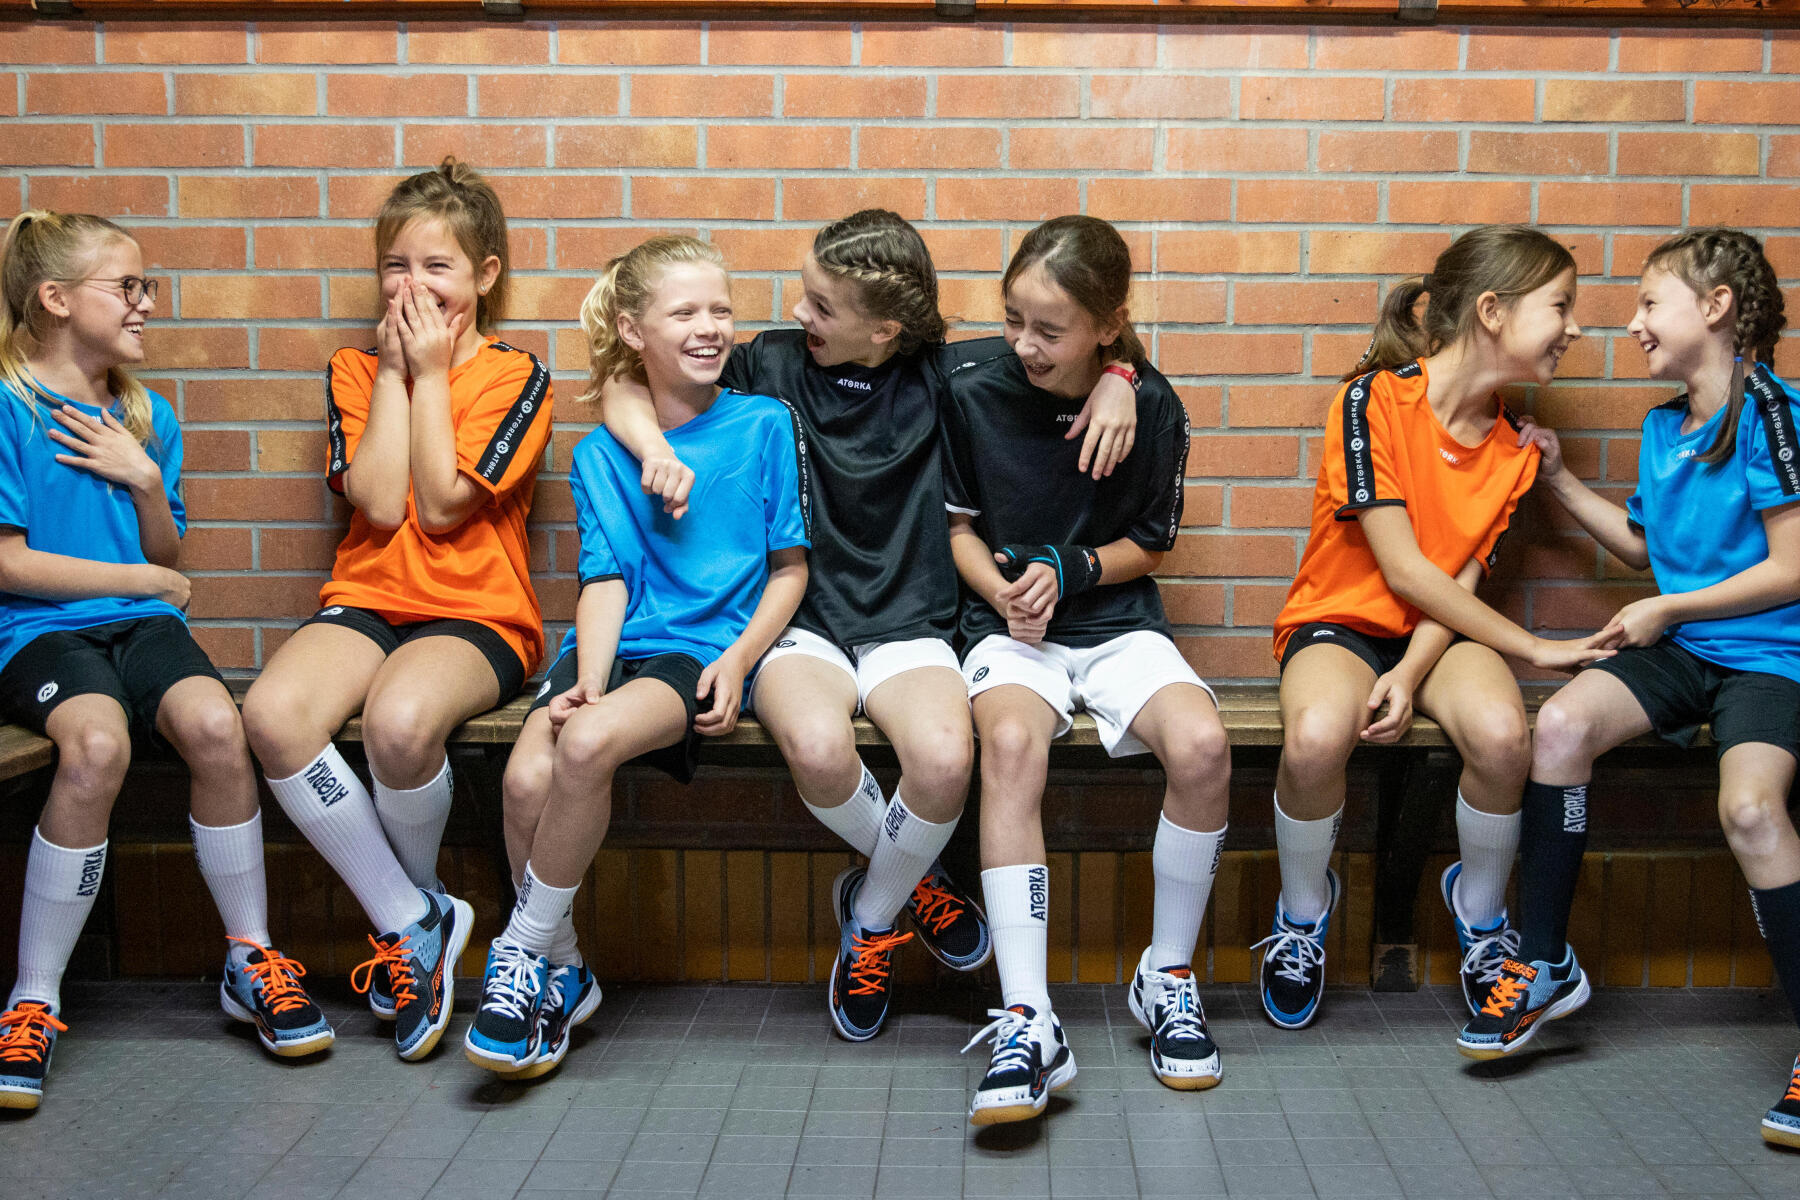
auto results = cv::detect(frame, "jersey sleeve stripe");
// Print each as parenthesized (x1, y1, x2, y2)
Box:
(474, 355, 551, 484)
(1158, 402, 1190, 551)
(1334, 369, 1396, 520)
(325, 359, 348, 495)
(775, 396, 814, 540)
(1749, 364, 1800, 497)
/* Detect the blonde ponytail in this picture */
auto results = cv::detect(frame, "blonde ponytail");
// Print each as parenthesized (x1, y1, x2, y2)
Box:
(577, 235, 727, 403)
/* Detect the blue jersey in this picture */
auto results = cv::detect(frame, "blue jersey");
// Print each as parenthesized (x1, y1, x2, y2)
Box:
(1626, 364, 1800, 683)
(557, 388, 810, 667)
(0, 380, 187, 673)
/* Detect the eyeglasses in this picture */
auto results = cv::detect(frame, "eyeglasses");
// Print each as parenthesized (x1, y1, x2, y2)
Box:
(57, 276, 158, 306)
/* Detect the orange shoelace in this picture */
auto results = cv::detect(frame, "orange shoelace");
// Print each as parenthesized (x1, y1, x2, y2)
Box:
(0, 1003, 67, 1066)
(909, 878, 965, 936)
(350, 934, 419, 1008)
(228, 937, 314, 1016)
(1785, 1066, 1800, 1104)
(1479, 972, 1529, 1019)
(846, 929, 914, 997)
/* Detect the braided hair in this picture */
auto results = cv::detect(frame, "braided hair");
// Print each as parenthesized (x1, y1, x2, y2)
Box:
(1643, 227, 1786, 465)
(809, 210, 946, 354)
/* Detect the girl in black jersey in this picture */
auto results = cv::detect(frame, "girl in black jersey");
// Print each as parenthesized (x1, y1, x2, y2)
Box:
(601, 211, 1138, 1042)
(942, 216, 1229, 1123)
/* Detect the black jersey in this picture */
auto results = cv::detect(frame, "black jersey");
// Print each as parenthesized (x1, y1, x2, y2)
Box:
(940, 336, 1188, 649)
(719, 329, 958, 647)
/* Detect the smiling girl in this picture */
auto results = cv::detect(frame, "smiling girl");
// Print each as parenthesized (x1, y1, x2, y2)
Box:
(241, 159, 553, 1063)
(0, 212, 330, 1111)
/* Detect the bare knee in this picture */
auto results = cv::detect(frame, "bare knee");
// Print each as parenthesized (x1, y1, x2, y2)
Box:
(1719, 789, 1789, 855)
(503, 750, 553, 847)
(1281, 708, 1358, 792)
(360, 695, 447, 786)
(1462, 707, 1532, 786)
(898, 732, 972, 815)
(166, 696, 248, 767)
(55, 723, 131, 805)
(771, 715, 857, 793)
(554, 714, 632, 782)
(981, 717, 1048, 779)
(1159, 723, 1231, 828)
(242, 681, 328, 773)
(1531, 696, 1601, 776)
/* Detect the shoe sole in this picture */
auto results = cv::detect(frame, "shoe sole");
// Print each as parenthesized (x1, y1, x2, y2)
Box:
(499, 979, 604, 1083)
(399, 896, 475, 1063)
(1127, 975, 1223, 1091)
(0, 1086, 42, 1111)
(369, 997, 396, 1022)
(967, 1052, 1077, 1127)
(1456, 971, 1592, 1061)
(828, 867, 885, 1043)
(465, 1040, 537, 1073)
(219, 981, 335, 1058)
(1761, 1118, 1800, 1149)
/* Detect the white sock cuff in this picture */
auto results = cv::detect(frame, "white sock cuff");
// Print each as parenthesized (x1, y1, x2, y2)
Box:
(27, 827, 108, 895)
(190, 812, 263, 875)
(1153, 813, 1226, 881)
(1273, 794, 1340, 830)
(1455, 792, 1520, 837)
(372, 758, 451, 808)
(32, 826, 106, 860)
(883, 794, 955, 850)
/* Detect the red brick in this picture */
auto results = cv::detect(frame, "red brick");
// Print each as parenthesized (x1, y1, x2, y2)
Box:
(1160, 334, 1303, 378)
(28, 72, 165, 116)
(1539, 183, 1682, 228)
(179, 176, 317, 220)
(1231, 584, 1290, 628)
(477, 73, 618, 118)
(404, 124, 545, 169)
(105, 21, 246, 64)
(1768, 138, 1800, 180)
(409, 22, 551, 65)
(506, 276, 594, 323)
(180, 432, 253, 475)
(1566, 283, 1638, 330)
(1776, 34, 1800, 74)
(1466, 29, 1611, 72)
(1467, 132, 1607, 177)
(1695, 82, 1800, 125)
(104, 123, 242, 169)
(1544, 80, 1685, 123)
(1161, 583, 1227, 627)
(1087, 178, 1228, 225)
(145, 325, 248, 370)
(558, 23, 702, 66)
(709, 24, 852, 66)
(27, 173, 168, 216)
(1236, 180, 1379, 225)
(633, 176, 775, 222)
(1175, 635, 1275, 681)
(1315, 28, 1459, 71)
(1162, 533, 1298, 577)
(1180, 479, 1225, 522)
(1316, 130, 1458, 174)
(1388, 181, 1532, 225)
(1619, 132, 1760, 178)
(1164, 26, 1309, 70)
(0, 74, 14, 118)
(253, 123, 392, 169)
(556, 125, 697, 169)
(1226, 385, 1333, 428)
(190, 626, 256, 670)
(0, 178, 18, 218)
(257, 23, 396, 65)
(632, 73, 773, 118)
(129, 226, 246, 270)
(325, 276, 377, 321)
(1229, 485, 1315, 529)
(1158, 231, 1299, 276)
(327, 74, 467, 118)
(1184, 433, 1303, 476)
(1240, 76, 1384, 123)
(258, 327, 363, 372)
(860, 23, 1004, 68)
(785, 74, 926, 120)
(936, 278, 1002, 327)
(936, 178, 1078, 223)
(183, 275, 320, 321)
(189, 574, 329, 621)
(785, 176, 928, 222)
(1011, 126, 1154, 173)
(1618, 31, 1764, 74)
(556, 227, 698, 272)
(1690, 185, 1800, 230)
(919, 228, 1007, 273)
(1133, 281, 1227, 326)
(254, 226, 371, 271)
(1547, 338, 1606, 381)
(9, 123, 93, 167)
(707, 228, 815, 272)
(186, 378, 320, 422)
(180, 526, 254, 569)
(1394, 78, 1535, 123)
(1235, 282, 1378, 327)
(259, 527, 343, 571)
(482, 175, 624, 221)
(1311, 334, 1381, 378)
(938, 74, 1080, 120)
(1, 20, 97, 64)
(1564, 234, 1606, 277)
(177, 73, 316, 116)
(1531, 386, 1674, 432)
(859, 126, 1000, 171)
(1093, 75, 1234, 123)
(1166, 129, 1307, 174)
(1012, 25, 1157, 68)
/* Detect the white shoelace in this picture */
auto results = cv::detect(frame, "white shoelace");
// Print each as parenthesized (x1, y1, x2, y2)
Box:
(479, 939, 543, 1021)
(1250, 926, 1326, 986)
(961, 1008, 1035, 1076)
(1462, 927, 1522, 990)
(1147, 973, 1209, 1043)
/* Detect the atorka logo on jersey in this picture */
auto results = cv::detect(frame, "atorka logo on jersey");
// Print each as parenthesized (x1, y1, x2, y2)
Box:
(76, 847, 106, 897)
(303, 758, 349, 808)
(834, 376, 872, 392)
(1439, 447, 1462, 466)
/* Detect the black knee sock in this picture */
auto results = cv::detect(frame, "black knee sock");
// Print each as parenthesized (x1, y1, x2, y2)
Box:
(1517, 779, 1591, 962)
(1751, 878, 1800, 1035)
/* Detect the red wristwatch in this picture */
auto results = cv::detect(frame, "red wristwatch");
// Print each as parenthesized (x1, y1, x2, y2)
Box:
(1102, 363, 1139, 387)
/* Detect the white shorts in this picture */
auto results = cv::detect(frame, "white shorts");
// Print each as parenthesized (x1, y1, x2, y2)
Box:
(748, 625, 961, 713)
(962, 630, 1216, 758)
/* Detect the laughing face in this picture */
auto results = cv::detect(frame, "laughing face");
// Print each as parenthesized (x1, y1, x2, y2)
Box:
(1495, 266, 1581, 387)
(1628, 264, 1725, 385)
(622, 261, 734, 392)
(58, 237, 153, 371)
(379, 215, 496, 357)
(791, 253, 898, 369)
(1002, 262, 1121, 400)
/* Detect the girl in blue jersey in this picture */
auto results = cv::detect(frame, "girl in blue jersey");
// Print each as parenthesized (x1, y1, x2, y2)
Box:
(1458, 229, 1800, 1146)
(467, 236, 808, 1078)
(0, 212, 331, 1111)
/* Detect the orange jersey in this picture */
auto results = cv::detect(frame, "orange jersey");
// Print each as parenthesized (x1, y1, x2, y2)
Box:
(321, 338, 554, 675)
(1273, 360, 1538, 662)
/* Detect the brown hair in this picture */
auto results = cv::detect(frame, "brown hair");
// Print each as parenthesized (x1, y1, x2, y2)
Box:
(0, 210, 155, 444)
(1644, 227, 1786, 466)
(578, 235, 728, 401)
(810, 210, 947, 354)
(1002, 215, 1147, 369)
(1347, 224, 1577, 382)
(374, 157, 510, 333)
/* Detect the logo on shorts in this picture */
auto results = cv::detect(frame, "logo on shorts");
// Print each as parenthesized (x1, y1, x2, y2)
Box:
(776, 639, 796, 649)
(302, 758, 350, 809)
(883, 803, 908, 841)
(35, 682, 57, 704)
(1562, 786, 1588, 834)
(76, 847, 105, 897)
(320, 606, 344, 617)
(972, 666, 989, 682)
(1311, 629, 1334, 639)
(1027, 865, 1049, 922)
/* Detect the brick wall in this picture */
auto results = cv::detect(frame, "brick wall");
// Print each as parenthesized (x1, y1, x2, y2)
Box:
(6, 17, 1800, 678)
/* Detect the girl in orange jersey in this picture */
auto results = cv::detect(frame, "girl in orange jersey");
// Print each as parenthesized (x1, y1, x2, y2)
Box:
(1257, 226, 1612, 1031)
(242, 159, 553, 1062)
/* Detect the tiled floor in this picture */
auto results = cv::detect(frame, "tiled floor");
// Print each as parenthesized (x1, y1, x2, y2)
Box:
(3, 980, 1796, 1198)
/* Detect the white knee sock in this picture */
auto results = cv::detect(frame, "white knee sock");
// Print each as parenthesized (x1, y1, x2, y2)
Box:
(190, 813, 271, 962)
(504, 863, 578, 957)
(802, 762, 885, 857)
(1453, 792, 1520, 929)
(549, 910, 584, 967)
(1149, 813, 1227, 970)
(265, 746, 426, 935)
(982, 864, 1052, 1014)
(9, 828, 107, 1011)
(854, 794, 955, 931)
(1274, 793, 1340, 925)
(372, 758, 453, 891)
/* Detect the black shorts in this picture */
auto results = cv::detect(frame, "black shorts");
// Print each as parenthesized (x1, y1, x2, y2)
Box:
(1587, 637, 1800, 759)
(0, 616, 225, 738)
(527, 649, 707, 783)
(301, 605, 526, 699)
(1280, 621, 1466, 678)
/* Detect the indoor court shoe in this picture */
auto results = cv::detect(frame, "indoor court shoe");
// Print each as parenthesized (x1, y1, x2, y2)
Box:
(1457, 947, 1590, 1061)
(220, 939, 335, 1058)
(1762, 1054, 1800, 1148)
(905, 859, 992, 971)
(352, 888, 473, 1062)
(829, 866, 914, 1041)
(464, 936, 549, 1073)
(1441, 861, 1522, 1017)
(1252, 868, 1340, 1029)
(364, 963, 396, 1021)
(962, 1004, 1076, 1126)
(0, 1001, 65, 1112)
(503, 960, 602, 1081)
(1128, 948, 1222, 1091)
